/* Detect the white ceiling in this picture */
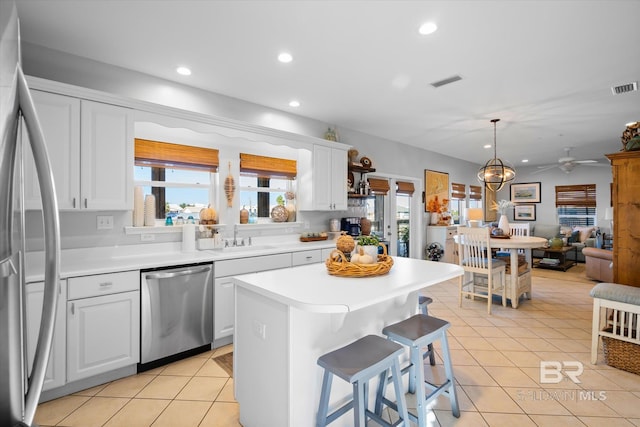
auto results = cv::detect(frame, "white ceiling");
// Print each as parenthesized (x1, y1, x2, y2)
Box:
(14, 0, 640, 167)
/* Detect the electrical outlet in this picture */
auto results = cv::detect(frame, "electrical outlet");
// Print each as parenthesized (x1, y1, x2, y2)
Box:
(140, 234, 155, 242)
(96, 215, 114, 230)
(252, 319, 266, 340)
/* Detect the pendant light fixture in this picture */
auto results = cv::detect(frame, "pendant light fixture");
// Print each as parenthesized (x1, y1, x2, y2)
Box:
(477, 118, 516, 192)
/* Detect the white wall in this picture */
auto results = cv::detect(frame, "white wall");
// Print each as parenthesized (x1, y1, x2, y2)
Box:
(22, 44, 614, 250)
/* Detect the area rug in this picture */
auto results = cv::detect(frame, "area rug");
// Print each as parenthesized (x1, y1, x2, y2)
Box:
(212, 352, 233, 377)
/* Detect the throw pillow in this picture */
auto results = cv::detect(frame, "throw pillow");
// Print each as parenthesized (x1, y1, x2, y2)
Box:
(567, 230, 580, 244)
(573, 226, 595, 243)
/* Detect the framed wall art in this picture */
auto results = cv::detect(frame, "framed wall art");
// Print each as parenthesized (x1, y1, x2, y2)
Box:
(424, 169, 449, 213)
(510, 182, 541, 203)
(514, 204, 536, 221)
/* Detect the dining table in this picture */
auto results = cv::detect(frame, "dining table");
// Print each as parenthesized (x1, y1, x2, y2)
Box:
(454, 234, 548, 308)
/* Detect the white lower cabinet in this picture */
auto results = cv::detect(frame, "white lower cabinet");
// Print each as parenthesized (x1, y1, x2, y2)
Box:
(66, 271, 139, 382)
(214, 253, 291, 342)
(291, 249, 322, 266)
(25, 280, 67, 391)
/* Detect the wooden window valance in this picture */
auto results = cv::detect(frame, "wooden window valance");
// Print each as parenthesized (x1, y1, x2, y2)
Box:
(396, 181, 415, 195)
(555, 184, 596, 207)
(240, 153, 297, 178)
(451, 182, 466, 199)
(134, 138, 219, 172)
(469, 185, 483, 200)
(368, 178, 390, 195)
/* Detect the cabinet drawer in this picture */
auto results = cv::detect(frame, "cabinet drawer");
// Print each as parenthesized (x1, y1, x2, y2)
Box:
(292, 250, 322, 266)
(68, 270, 139, 300)
(215, 253, 291, 277)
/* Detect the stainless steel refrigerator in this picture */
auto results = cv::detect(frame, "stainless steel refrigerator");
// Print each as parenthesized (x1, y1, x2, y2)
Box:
(1, 2, 61, 426)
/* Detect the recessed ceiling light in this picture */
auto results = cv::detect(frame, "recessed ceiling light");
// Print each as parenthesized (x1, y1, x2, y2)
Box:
(418, 22, 438, 35)
(289, 100, 300, 107)
(483, 144, 492, 149)
(522, 159, 529, 163)
(278, 52, 293, 63)
(176, 66, 191, 76)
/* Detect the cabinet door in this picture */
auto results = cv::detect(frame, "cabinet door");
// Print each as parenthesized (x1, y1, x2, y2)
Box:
(24, 91, 80, 210)
(330, 147, 348, 210)
(80, 100, 133, 210)
(25, 280, 66, 391)
(312, 145, 333, 210)
(214, 277, 235, 340)
(67, 291, 140, 382)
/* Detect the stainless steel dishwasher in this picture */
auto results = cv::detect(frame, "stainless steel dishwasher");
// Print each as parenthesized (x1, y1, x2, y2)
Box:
(139, 262, 213, 370)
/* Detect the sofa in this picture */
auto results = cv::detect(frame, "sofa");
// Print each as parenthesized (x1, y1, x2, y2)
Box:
(530, 224, 599, 263)
(582, 247, 613, 282)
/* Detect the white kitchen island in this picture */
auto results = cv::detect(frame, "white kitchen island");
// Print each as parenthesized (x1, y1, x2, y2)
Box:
(232, 257, 463, 427)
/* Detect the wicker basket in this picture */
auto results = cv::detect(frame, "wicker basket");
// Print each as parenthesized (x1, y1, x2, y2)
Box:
(601, 327, 640, 375)
(325, 243, 394, 277)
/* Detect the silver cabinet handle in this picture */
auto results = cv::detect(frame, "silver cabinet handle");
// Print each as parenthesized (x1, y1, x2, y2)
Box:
(305, 256, 313, 260)
(99, 282, 113, 288)
(84, 198, 87, 208)
(145, 265, 211, 280)
(71, 302, 75, 315)
(72, 197, 76, 208)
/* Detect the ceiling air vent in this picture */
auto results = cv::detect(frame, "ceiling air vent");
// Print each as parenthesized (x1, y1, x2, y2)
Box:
(431, 75, 462, 88)
(611, 81, 638, 95)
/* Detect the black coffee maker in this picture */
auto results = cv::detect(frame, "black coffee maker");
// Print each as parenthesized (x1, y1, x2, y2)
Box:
(341, 217, 361, 236)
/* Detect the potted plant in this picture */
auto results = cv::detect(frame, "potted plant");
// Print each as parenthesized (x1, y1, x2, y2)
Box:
(356, 234, 380, 259)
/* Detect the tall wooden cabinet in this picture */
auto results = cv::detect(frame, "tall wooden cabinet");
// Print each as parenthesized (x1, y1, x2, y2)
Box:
(606, 151, 640, 287)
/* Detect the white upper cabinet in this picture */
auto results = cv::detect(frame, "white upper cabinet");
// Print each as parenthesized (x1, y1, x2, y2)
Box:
(80, 100, 133, 210)
(24, 91, 80, 210)
(24, 91, 133, 210)
(299, 144, 348, 211)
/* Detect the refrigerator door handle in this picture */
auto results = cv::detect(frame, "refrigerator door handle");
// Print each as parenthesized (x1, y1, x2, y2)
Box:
(17, 66, 61, 426)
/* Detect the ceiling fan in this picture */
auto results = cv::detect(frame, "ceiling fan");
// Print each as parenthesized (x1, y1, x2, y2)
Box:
(533, 147, 607, 174)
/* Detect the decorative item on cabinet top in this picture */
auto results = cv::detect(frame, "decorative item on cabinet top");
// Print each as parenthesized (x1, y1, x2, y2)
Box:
(621, 121, 640, 151)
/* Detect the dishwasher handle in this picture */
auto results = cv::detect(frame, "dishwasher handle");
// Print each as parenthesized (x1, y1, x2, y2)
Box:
(144, 265, 211, 280)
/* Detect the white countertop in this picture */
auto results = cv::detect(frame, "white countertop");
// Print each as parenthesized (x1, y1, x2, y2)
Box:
(232, 257, 464, 313)
(24, 239, 337, 282)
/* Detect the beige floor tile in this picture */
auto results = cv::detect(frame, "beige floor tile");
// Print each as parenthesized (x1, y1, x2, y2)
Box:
(554, 388, 619, 417)
(199, 402, 242, 427)
(472, 326, 509, 338)
(546, 338, 590, 352)
(150, 400, 211, 427)
(175, 376, 228, 401)
(500, 326, 537, 338)
(57, 396, 129, 427)
(96, 374, 155, 398)
(136, 375, 190, 399)
(103, 398, 171, 427)
(471, 349, 516, 367)
(579, 416, 636, 426)
(34, 395, 91, 426)
(71, 383, 108, 397)
(601, 390, 640, 418)
(461, 385, 523, 413)
(501, 350, 543, 368)
(596, 368, 640, 392)
(530, 327, 572, 339)
(448, 349, 479, 366)
(577, 369, 626, 391)
(196, 358, 231, 377)
(453, 365, 498, 386)
(481, 412, 537, 426)
(486, 336, 528, 351)
(515, 337, 561, 352)
(456, 336, 495, 350)
(504, 387, 571, 415)
(217, 378, 236, 402)
(158, 356, 207, 376)
(629, 419, 640, 426)
(434, 410, 487, 426)
(484, 366, 539, 388)
(529, 414, 588, 426)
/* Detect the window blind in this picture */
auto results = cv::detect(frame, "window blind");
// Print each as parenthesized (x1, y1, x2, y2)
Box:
(555, 184, 596, 207)
(469, 185, 482, 200)
(451, 183, 466, 199)
(368, 178, 390, 195)
(134, 138, 219, 172)
(396, 181, 415, 195)
(240, 153, 297, 178)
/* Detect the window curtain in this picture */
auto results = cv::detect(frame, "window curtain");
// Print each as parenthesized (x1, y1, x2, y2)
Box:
(451, 182, 466, 199)
(134, 138, 219, 172)
(396, 181, 415, 195)
(368, 178, 390, 195)
(555, 184, 596, 207)
(239, 153, 297, 178)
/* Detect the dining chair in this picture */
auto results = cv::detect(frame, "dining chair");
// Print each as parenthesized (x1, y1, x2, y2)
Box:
(456, 227, 506, 314)
(509, 222, 530, 237)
